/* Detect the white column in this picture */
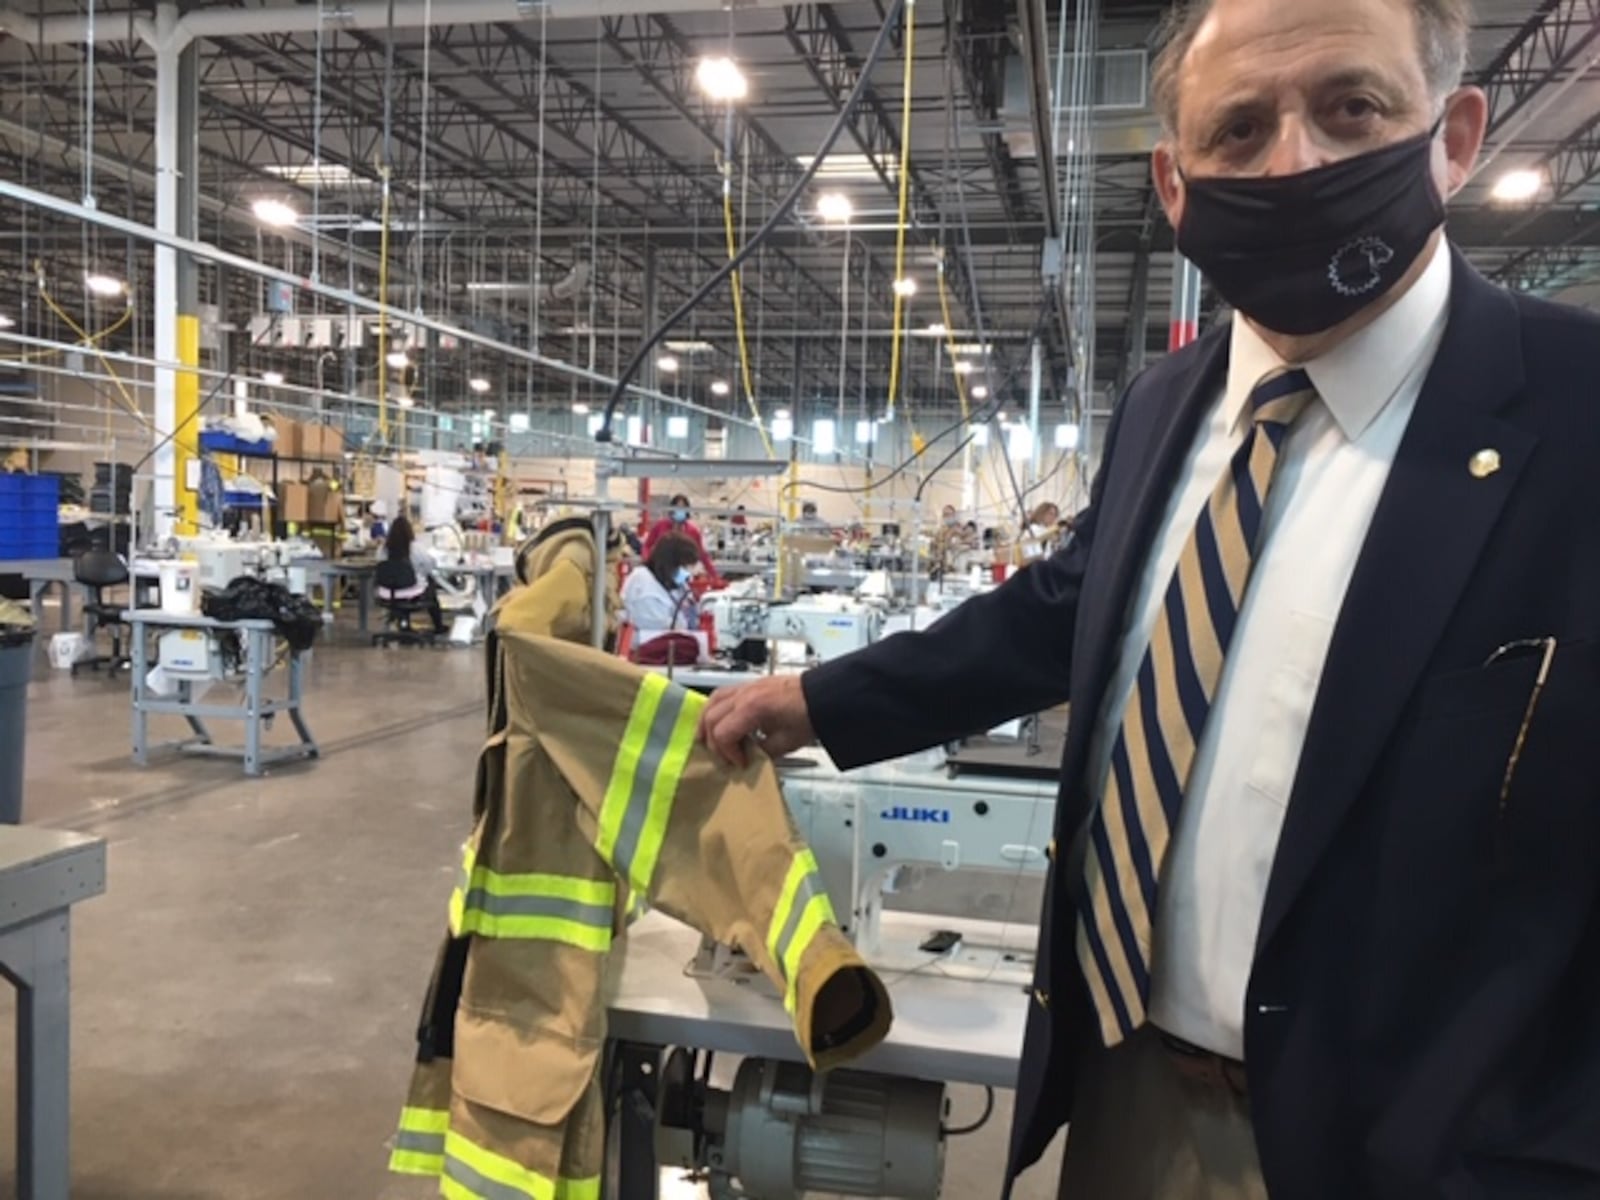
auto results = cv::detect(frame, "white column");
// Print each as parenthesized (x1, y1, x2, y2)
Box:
(150, 2, 182, 539)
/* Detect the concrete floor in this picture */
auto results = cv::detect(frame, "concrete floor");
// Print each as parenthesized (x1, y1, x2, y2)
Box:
(3, 610, 1063, 1200)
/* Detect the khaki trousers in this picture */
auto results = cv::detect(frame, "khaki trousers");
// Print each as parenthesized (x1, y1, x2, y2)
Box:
(1057, 1028, 1269, 1200)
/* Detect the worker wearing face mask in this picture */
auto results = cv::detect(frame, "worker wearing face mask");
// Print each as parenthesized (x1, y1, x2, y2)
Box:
(641, 493, 722, 586)
(621, 532, 702, 648)
(700, 2, 1600, 1197)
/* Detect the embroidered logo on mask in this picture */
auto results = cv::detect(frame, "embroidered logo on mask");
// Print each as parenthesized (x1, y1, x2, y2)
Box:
(1328, 236, 1396, 298)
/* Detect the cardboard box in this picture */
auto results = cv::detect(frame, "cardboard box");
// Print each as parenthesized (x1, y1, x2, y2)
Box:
(306, 423, 345, 460)
(279, 481, 310, 524)
(271, 417, 303, 460)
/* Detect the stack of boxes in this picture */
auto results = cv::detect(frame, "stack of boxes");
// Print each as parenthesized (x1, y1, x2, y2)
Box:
(0, 474, 61, 561)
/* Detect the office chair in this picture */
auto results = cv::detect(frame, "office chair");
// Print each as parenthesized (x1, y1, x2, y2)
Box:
(372, 559, 439, 648)
(71, 548, 132, 677)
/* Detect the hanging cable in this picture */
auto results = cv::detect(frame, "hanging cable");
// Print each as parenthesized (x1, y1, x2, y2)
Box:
(599, 0, 908, 441)
(375, 0, 399, 443)
(882, 0, 918, 422)
(720, 141, 774, 457)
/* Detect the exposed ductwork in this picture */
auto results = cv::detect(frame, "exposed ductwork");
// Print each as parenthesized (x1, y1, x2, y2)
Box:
(0, 0, 791, 47)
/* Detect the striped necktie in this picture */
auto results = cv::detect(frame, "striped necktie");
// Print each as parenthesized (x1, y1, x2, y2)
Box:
(1077, 366, 1317, 1046)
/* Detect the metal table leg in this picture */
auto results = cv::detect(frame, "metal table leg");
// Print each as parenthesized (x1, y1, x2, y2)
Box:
(606, 1040, 662, 1200)
(357, 574, 372, 635)
(285, 651, 319, 757)
(243, 627, 266, 776)
(0, 911, 73, 1200)
(129, 618, 149, 765)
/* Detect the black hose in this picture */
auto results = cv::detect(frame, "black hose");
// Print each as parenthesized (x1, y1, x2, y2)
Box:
(597, 0, 910, 442)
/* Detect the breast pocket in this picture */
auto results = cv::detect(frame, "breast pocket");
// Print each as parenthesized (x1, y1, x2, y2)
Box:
(1415, 637, 1597, 723)
(1244, 610, 1333, 808)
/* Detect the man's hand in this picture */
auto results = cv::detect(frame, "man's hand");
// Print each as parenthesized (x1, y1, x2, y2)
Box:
(698, 674, 816, 768)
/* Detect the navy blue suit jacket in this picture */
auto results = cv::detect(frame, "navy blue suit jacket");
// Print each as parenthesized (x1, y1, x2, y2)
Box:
(803, 252, 1600, 1198)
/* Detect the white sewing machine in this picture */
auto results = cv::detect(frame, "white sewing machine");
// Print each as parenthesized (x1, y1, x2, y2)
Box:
(702, 591, 884, 664)
(690, 749, 1054, 987)
(171, 536, 314, 594)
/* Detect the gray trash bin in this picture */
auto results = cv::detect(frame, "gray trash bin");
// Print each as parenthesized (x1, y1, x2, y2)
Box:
(0, 629, 35, 824)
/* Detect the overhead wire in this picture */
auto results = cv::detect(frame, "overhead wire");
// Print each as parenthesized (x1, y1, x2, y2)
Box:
(720, 122, 773, 456)
(882, 0, 918, 426)
(599, 0, 909, 441)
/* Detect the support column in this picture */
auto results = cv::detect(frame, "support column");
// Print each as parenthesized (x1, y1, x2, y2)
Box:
(1169, 253, 1202, 351)
(150, 3, 197, 539)
(1027, 337, 1043, 489)
(175, 35, 201, 533)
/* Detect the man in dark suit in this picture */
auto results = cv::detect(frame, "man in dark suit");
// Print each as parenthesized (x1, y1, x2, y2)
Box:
(702, 0, 1600, 1196)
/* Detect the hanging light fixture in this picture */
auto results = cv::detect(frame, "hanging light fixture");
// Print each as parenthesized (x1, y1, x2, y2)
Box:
(84, 272, 125, 298)
(469, 376, 492, 394)
(817, 192, 854, 224)
(251, 197, 300, 228)
(695, 56, 749, 102)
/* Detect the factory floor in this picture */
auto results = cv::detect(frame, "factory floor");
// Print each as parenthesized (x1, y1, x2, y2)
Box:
(4, 611, 1063, 1200)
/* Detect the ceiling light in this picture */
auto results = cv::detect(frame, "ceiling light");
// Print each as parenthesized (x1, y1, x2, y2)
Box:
(951, 341, 991, 356)
(261, 370, 285, 386)
(385, 350, 410, 369)
(892, 277, 918, 298)
(1055, 422, 1081, 450)
(657, 354, 680, 375)
(696, 56, 748, 102)
(925, 322, 947, 336)
(0, 314, 14, 330)
(84, 272, 125, 298)
(954, 360, 976, 376)
(509, 413, 531, 433)
(469, 376, 492, 394)
(251, 197, 299, 228)
(794, 153, 897, 182)
(710, 380, 731, 397)
(817, 192, 854, 223)
(264, 162, 358, 188)
(971, 384, 990, 400)
(1491, 167, 1544, 204)
(572, 402, 591, 415)
(664, 339, 714, 354)
(667, 415, 690, 439)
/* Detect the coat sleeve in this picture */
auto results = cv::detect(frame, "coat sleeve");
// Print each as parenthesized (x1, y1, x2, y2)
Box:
(802, 395, 1132, 770)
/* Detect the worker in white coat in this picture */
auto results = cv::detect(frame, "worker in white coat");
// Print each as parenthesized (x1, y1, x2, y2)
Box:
(621, 533, 700, 649)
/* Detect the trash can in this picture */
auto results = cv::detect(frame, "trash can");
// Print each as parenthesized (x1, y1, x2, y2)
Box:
(0, 627, 35, 824)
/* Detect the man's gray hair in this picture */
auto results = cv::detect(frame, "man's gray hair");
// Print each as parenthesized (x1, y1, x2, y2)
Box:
(1149, 0, 1474, 134)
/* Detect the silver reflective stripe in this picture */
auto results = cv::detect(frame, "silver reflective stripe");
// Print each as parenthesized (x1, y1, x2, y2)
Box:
(394, 1129, 445, 1156)
(609, 685, 688, 878)
(444, 1154, 543, 1200)
(459, 890, 612, 929)
(773, 870, 826, 977)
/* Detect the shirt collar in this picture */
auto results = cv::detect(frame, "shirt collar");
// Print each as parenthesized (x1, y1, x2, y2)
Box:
(1223, 236, 1452, 441)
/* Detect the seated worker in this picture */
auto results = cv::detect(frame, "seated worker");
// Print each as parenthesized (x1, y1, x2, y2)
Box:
(796, 500, 832, 532)
(1018, 501, 1062, 562)
(641, 494, 721, 584)
(375, 514, 446, 635)
(621, 533, 702, 655)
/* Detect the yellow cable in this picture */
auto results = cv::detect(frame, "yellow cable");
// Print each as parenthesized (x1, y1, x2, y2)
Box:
(38, 284, 151, 431)
(935, 259, 970, 423)
(883, 0, 917, 422)
(722, 172, 776, 459)
(7, 302, 131, 363)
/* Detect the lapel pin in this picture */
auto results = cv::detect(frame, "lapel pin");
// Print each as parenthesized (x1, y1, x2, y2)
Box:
(1469, 449, 1502, 479)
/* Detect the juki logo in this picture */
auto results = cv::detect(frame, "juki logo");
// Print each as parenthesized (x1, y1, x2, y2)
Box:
(883, 806, 952, 824)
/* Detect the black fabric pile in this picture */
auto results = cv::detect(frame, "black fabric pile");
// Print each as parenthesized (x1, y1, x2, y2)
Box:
(201, 576, 323, 651)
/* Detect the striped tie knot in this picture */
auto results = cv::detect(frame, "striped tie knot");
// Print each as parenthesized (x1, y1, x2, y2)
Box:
(1249, 367, 1316, 433)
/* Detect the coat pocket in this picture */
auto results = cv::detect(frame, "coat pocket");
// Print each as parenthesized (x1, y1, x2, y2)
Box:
(451, 1002, 600, 1127)
(1415, 638, 1596, 723)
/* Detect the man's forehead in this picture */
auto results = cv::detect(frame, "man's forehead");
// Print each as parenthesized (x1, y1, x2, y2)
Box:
(1183, 0, 1420, 75)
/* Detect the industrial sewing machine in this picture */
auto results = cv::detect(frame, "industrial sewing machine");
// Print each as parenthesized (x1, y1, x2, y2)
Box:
(690, 749, 1054, 987)
(702, 590, 884, 665)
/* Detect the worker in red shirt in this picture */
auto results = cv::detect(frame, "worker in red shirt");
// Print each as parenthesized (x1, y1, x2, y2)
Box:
(642, 494, 722, 586)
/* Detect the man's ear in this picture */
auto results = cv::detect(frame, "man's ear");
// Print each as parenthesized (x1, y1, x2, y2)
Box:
(1153, 142, 1186, 228)
(1438, 86, 1488, 199)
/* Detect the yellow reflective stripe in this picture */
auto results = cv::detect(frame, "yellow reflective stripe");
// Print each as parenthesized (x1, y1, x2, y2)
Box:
(444, 1129, 557, 1200)
(782, 893, 836, 1014)
(629, 691, 703, 894)
(399, 1105, 451, 1135)
(448, 841, 474, 935)
(597, 674, 667, 865)
(390, 1148, 445, 1176)
(470, 872, 614, 905)
(452, 912, 611, 952)
(555, 1177, 601, 1200)
(767, 850, 819, 963)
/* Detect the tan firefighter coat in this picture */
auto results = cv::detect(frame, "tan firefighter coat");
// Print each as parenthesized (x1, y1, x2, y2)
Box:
(390, 523, 893, 1200)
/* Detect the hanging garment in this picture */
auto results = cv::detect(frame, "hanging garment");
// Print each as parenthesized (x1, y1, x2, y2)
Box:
(391, 611, 892, 1200)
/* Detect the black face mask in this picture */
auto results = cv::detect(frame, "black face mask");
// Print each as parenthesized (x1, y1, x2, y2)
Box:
(1174, 126, 1446, 337)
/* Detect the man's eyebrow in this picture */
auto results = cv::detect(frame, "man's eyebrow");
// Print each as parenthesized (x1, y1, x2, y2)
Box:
(1313, 67, 1409, 101)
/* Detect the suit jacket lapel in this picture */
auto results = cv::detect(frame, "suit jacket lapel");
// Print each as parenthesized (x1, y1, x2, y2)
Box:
(1064, 328, 1231, 796)
(1257, 254, 1536, 953)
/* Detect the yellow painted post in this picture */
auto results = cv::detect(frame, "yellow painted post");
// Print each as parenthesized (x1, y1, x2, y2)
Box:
(175, 313, 201, 534)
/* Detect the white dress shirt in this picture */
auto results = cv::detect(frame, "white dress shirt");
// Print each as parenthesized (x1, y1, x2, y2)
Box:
(1087, 239, 1453, 1060)
(621, 567, 696, 635)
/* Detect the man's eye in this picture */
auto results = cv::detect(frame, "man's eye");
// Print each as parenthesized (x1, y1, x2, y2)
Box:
(1218, 119, 1258, 145)
(1338, 96, 1380, 120)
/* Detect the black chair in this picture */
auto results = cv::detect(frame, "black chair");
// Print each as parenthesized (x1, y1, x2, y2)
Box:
(372, 558, 438, 648)
(71, 548, 132, 677)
